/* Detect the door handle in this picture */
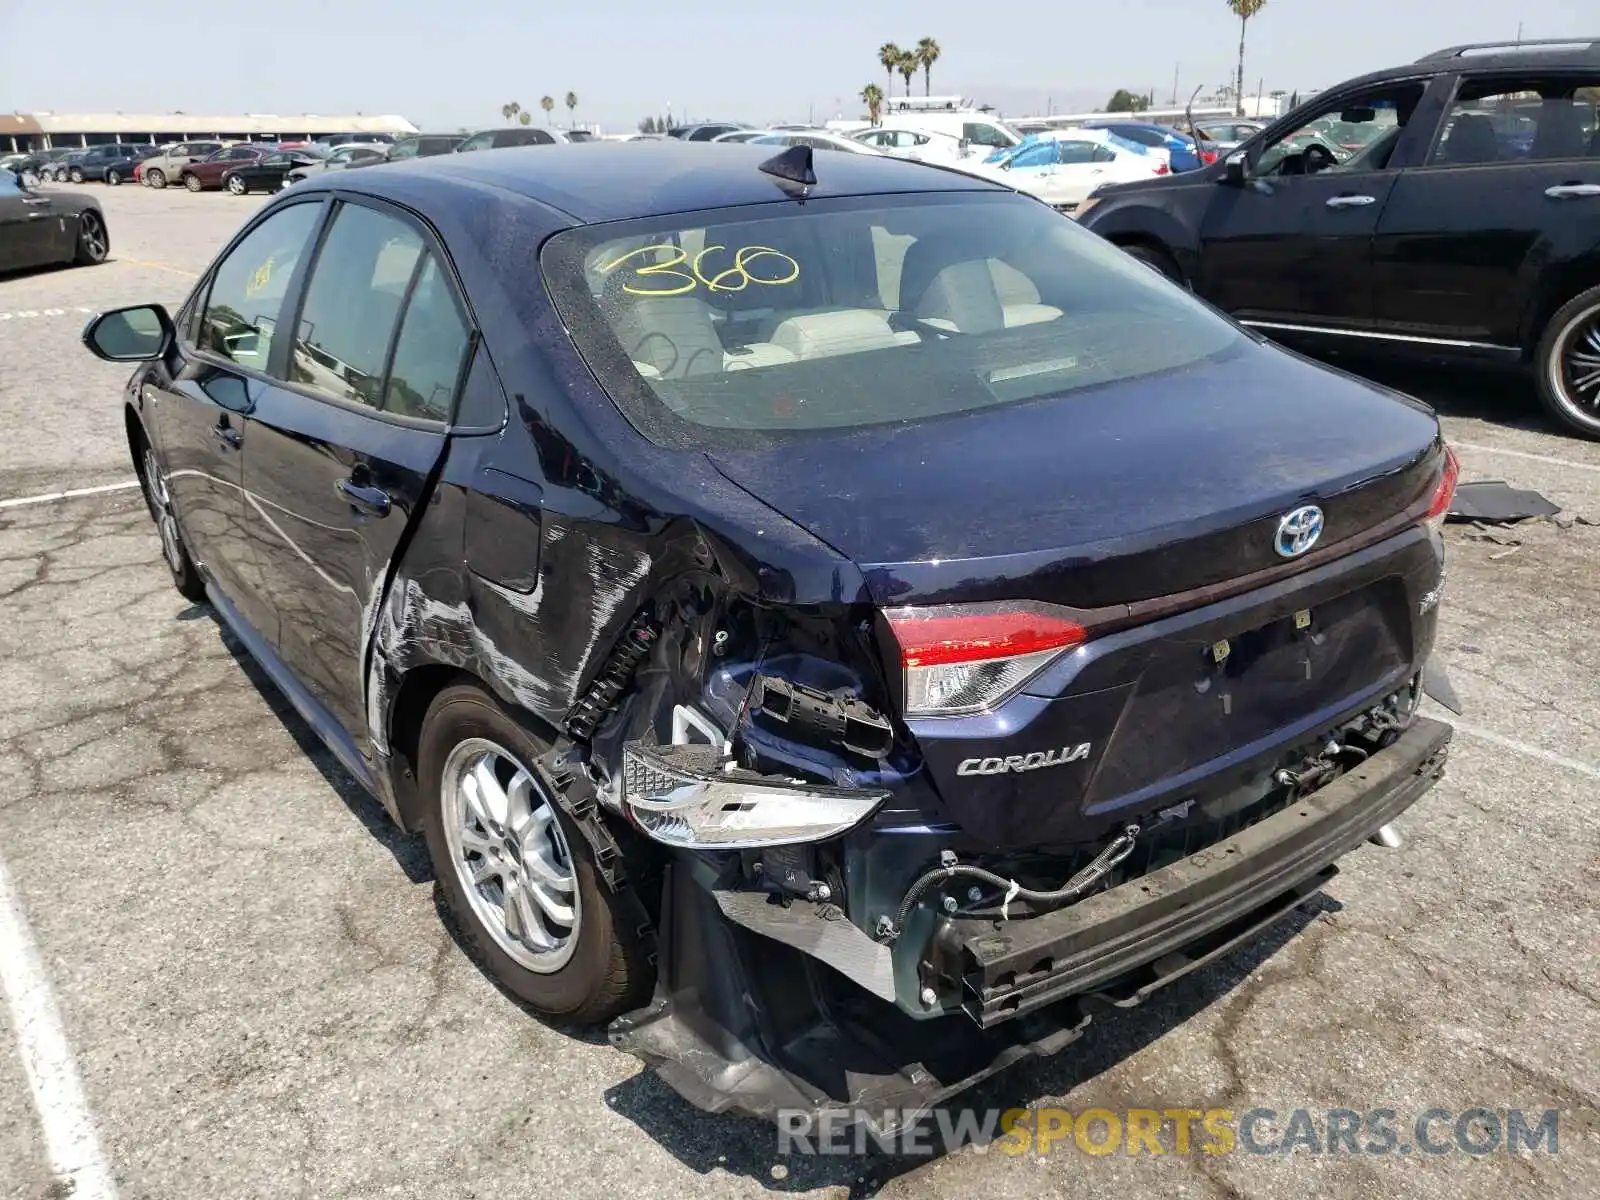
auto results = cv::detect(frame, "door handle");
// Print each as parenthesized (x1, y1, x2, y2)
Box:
(212, 423, 242, 449)
(21, 197, 50, 207)
(1545, 183, 1600, 199)
(1325, 194, 1377, 208)
(336, 477, 391, 517)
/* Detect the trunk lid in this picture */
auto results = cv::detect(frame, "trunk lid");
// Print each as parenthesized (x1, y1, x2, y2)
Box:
(706, 343, 1440, 609)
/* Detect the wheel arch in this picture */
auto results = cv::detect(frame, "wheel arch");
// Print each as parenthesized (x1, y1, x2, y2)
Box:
(384, 660, 564, 832)
(1522, 255, 1600, 360)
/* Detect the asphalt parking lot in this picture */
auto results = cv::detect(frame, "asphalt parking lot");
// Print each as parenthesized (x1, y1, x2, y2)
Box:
(0, 182, 1596, 1200)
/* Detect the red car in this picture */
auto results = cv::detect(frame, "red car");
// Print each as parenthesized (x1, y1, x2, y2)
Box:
(178, 145, 275, 192)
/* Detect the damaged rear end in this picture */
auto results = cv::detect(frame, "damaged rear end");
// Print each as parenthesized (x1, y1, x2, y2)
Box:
(535, 191, 1459, 1127)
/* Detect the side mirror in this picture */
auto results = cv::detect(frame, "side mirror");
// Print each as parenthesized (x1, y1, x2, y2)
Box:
(1222, 150, 1248, 185)
(82, 304, 174, 362)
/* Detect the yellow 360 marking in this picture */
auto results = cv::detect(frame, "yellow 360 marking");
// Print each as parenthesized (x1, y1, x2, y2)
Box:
(600, 243, 800, 297)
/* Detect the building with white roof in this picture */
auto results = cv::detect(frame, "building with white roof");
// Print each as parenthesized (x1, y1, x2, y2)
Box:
(2, 112, 418, 152)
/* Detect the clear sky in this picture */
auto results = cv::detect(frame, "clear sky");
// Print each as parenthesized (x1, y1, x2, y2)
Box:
(2, 1, 1591, 132)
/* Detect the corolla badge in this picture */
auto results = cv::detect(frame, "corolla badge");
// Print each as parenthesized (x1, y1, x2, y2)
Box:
(1274, 505, 1325, 559)
(957, 743, 1091, 776)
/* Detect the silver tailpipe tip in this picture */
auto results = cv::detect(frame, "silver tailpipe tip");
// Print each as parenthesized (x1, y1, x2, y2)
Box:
(1369, 822, 1404, 849)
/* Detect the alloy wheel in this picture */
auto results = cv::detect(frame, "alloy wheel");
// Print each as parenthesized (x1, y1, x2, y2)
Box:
(106, 170, 120, 186)
(440, 739, 580, 973)
(78, 213, 108, 262)
(1547, 303, 1600, 432)
(143, 447, 185, 575)
(184, 174, 202, 192)
(226, 175, 246, 195)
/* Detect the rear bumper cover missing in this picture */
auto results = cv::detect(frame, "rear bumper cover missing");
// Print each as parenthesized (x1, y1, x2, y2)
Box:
(959, 716, 1452, 1026)
(609, 717, 1451, 1129)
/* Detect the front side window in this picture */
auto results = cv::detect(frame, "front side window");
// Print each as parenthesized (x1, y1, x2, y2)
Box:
(1254, 82, 1426, 176)
(458, 133, 493, 152)
(542, 193, 1243, 445)
(1431, 76, 1600, 165)
(1006, 140, 1060, 168)
(389, 140, 418, 159)
(197, 202, 323, 369)
(289, 203, 423, 408)
(1056, 141, 1099, 165)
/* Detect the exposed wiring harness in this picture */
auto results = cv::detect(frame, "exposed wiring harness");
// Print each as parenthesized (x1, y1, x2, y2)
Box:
(876, 824, 1142, 944)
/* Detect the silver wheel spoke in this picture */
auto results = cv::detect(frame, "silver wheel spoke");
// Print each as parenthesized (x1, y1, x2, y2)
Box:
(459, 823, 496, 855)
(505, 768, 536, 836)
(524, 879, 575, 926)
(469, 857, 500, 885)
(1585, 326, 1600, 356)
(521, 833, 570, 891)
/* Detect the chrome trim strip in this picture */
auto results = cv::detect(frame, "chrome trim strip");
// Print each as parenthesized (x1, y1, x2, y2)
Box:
(1240, 320, 1508, 351)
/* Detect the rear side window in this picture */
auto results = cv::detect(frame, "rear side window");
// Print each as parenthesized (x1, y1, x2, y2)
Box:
(288, 204, 423, 408)
(541, 193, 1243, 446)
(494, 128, 556, 147)
(383, 257, 470, 420)
(1431, 76, 1600, 164)
(197, 202, 323, 370)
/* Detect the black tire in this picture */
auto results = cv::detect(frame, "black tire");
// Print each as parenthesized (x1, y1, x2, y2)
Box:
(1121, 241, 1186, 285)
(53, 167, 69, 182)
(68, 167, 84, 184)
(418, 684, 653, 1024)
(73, 210, 108, 265)
(105, 169, 121, 186)
(1534, 284, 1600, 440)
(225, 173, 247, 195)
(134, 433, 207, 603)
(182, 172, 203, 192)
(146, 167, 166, 189)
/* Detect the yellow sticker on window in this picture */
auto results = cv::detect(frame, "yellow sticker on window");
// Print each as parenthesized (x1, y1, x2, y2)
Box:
(245, 256, 274, 297)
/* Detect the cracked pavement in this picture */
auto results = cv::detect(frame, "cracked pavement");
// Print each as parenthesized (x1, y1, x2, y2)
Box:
(0, 186, 1596, 1199)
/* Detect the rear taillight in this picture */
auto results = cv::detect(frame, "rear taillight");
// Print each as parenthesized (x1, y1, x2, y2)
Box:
(1200, 150, 1218, 165)
(1423, 445, 1460, 532)
(1155, 162, 1170, 174)
(884, 602, 1088, 717)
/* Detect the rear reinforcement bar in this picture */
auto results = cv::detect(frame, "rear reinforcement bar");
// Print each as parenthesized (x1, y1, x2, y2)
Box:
(958, 716, 1453, 1027)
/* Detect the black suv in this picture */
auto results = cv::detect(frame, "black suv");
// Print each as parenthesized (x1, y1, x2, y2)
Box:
(1078, 38, 1600, 438)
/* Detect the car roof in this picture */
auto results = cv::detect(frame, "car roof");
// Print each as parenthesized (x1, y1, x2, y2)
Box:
(320, 140, 999, 223)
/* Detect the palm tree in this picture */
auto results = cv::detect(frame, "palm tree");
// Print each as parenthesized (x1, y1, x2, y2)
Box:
(540, 95, 555, 124)
(916, 37, 940, 96)
(861, 83, 884, 125)
(501, 101, 521, 122)
(564, 91, 578, 127)
(1227, 0, 1267, 117)
(878, 42, 902, 97)
(897, 52, 917, 97)
(518, 112, 532, 126)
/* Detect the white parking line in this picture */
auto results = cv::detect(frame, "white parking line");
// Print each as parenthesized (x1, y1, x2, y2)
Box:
(0, 853, 118, 1199)
(1445, 716, 1600, 781)
(1452, 441, 1600, 475)
(0, 481, 141, 510)
(0, 307, 94, 322)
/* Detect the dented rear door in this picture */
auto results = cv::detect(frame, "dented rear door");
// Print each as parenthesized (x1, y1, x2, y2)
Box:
(241, 199, 469, 742)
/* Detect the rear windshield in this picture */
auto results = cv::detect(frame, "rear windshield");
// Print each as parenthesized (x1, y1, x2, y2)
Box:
(541, 192, 1243, 447)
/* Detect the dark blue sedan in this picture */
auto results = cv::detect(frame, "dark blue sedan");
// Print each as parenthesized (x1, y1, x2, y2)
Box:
(83, 141, 1454, 1127)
